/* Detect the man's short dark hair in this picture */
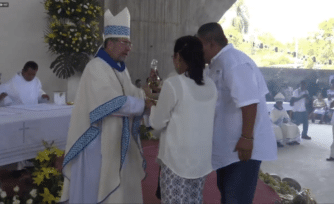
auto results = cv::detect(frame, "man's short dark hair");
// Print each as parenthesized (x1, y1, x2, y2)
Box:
(197, 22, 228, 47)
(22, 61, 38, 72)
(104, 38, 119, 48)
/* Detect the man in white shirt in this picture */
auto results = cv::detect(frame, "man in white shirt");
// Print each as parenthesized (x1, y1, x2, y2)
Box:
(197, 22, 277, 204)
(291, 80, 311, 139)
(0, 61, 49, 106)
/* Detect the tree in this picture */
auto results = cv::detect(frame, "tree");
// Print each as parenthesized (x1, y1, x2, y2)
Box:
(230, 0, 250, 34)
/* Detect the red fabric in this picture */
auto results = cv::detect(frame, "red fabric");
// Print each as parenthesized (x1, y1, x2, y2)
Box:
(141, 140, 281, 204)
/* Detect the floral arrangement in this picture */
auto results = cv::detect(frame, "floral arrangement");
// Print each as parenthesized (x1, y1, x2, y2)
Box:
(0, 141, 65, 204)
(0, 186, 37, 204)
(259, 170, 317, 204)
(43, 0, 103, 79)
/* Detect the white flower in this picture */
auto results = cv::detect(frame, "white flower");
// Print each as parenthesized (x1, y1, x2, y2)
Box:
(0, 191, 6, 198)
(90, 42, 92, 45)
(61, 40, 64, 43)
(60, 0, 63, 2)
(70, 29, 74, 32)
(13, 195, 19, 200)
(13, 200, 20, 204)
(69, 35, 72, 38)
(55, 0, 59, 2)
(83, 36, 87, 40)
(79, 37, 82, 41)
(30, 189, 37, 198)
(13, 186, 19, 193)
(87, 3, 89, 5)
(72, 9, 74, 12)
(83, 5, 88, 9)
(57, 8, 62, 14)
(26, 199, 33, 204)
(76, 49, 79, 52)
(72, 0, 76, 2)
(86, 24, 90, 28)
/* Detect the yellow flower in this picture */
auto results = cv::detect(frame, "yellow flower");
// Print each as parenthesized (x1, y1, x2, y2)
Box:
(76, 8, 81, 12)
(48, 33, 56, 39)
(40, 188, 56, 204)
(33, 173, 44, 186)
(81, 17, 86, 22)
(66, 10, 70, 15)
(36, 149, 51, 162)
(89, 5, 94, 9)
(50, 147, 64, 157)
(64, 0, 70, 3)
(88, 10, 92, 14)
(57, 4, 61, 8)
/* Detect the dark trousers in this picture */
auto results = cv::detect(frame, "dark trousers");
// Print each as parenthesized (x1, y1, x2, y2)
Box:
(293, 111, 309, 136)
(216, 160, 261, 204)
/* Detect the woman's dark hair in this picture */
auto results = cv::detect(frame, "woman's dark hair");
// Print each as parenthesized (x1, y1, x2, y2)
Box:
(22, 61, 38, 72)
(174, 36, 205, 85)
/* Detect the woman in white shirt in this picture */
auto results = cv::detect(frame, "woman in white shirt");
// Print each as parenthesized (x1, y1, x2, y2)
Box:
(149, 36, 217, 203)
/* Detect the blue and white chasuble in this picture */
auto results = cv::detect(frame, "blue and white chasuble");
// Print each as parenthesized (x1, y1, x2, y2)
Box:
(61, 48, 146, 203)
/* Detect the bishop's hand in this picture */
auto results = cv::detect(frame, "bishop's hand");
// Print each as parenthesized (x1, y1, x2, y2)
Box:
(41, 94, 50, 101)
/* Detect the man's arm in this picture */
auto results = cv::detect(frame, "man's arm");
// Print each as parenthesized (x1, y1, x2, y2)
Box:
(235, 103, 257, 161)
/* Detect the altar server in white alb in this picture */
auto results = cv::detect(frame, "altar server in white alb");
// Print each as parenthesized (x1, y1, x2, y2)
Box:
(60, 8, 152, 203)
(271, 93, 301, 147)
(0, 61, 49, 106)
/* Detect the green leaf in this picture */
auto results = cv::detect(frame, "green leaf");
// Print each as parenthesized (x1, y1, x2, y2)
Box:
(50, 54, 76, 79)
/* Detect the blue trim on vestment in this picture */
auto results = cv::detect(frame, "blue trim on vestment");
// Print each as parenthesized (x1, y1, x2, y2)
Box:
(63, 96, 128, 167)
(95, 48, 125, 72)
(132, 115, 147, 170)
(90, 96, 127, 124)
(104, 25, 130, 37)
(63, 126, 100, 167)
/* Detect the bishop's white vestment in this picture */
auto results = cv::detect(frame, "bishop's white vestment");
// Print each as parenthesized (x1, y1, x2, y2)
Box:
(60, 49, 146, 203)
(270, 106, 301, 144)
(0, 72, 45, 106)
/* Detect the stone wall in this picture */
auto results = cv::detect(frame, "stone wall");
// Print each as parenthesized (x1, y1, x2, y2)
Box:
(105, 0, 236, 83)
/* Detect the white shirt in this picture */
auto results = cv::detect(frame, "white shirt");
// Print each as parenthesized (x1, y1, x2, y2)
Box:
(0, 72, 45, 106)
(292, 88, 309, 112)
(149, 74, 217, 178)
(207, 44, 277, 170)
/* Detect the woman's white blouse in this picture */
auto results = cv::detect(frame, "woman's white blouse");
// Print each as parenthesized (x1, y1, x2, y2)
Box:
(149, 73, 218, 179)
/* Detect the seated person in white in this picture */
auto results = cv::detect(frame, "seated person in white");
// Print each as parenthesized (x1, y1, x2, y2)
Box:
(0, 61, 49, 106)
(271, 93, 301, 147)
(311, 92, 327, 124)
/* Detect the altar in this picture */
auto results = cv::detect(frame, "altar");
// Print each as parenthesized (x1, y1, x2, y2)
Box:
(0, 104, 73, 166)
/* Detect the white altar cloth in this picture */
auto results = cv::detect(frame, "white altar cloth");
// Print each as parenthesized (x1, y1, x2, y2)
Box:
(0, 104, 73, 166)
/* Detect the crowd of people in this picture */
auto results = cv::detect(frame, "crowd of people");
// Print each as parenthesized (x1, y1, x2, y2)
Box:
(1, 6, 333, 204)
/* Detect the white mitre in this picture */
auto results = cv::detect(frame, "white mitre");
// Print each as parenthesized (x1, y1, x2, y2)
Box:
(104, 7, 130, 39)
(274, 92, 285, 102)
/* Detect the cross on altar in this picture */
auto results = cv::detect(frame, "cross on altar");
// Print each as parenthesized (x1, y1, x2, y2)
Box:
(18, 122, 30, 143)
